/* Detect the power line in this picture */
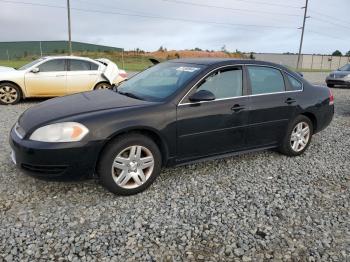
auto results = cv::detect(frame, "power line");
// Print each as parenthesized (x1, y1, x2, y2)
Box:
(309, 10, 349, 25)
(171, 0, 303, 9)
(311, 17, 350, 31)
(0, 0, 297, 30)
(75, 0, 299, 25)
(162, 0, 302, 17)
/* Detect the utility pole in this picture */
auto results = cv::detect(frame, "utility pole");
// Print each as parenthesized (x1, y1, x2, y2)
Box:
(296, 0, 310, 70)
(39, 41, 43, 57)
(67, 0, 72, 55)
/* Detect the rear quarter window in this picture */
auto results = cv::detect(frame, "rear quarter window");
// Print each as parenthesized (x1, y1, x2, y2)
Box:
(286, 74, 303, 91)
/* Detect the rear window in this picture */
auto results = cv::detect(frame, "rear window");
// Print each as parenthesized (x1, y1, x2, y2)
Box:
(247, 66, 285, 95)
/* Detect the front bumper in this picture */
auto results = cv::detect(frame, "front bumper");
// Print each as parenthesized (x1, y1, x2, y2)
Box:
(326, 77, 350, 86)
(9, 128, 104, 178)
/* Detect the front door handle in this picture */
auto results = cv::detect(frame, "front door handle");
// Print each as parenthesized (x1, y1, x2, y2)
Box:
(56, 74, 65, 77)
(231, 104, 245, 112)
(285, 98, 296, 105)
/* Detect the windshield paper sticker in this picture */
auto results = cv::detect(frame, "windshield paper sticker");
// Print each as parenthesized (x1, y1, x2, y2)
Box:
(176, 67, 200, 73)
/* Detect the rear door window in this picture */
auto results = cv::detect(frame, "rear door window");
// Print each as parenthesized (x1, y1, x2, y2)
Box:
(247, 66, 285, 95)
(69, 59, 97, 71)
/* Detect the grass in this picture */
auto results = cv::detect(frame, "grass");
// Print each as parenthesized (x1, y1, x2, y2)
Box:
(297, 68, 333, 73)
(0, 59, 32, 69)
(0, 54, 335, 73)
(0, 52, 153, 72)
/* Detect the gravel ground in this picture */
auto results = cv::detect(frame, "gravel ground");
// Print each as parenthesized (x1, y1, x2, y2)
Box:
(0, 76, 349, 261)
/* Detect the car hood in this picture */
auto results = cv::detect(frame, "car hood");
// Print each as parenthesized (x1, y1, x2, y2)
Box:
(0, 66, 16, 72)
(329, 71, 350, 78)
(18, 90, 152, 133)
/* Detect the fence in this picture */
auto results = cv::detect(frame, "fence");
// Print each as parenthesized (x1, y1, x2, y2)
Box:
(250, 53, 350, 70)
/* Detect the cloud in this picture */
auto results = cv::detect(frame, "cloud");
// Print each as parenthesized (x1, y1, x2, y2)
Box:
(0, 0, 349, 53)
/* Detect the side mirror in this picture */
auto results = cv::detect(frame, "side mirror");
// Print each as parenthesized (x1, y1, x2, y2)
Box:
(189, 90, 215, 102)
(31, 68, 39, 73)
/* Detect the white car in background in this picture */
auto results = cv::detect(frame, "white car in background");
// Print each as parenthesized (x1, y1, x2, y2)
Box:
(0, 56, 127, 105)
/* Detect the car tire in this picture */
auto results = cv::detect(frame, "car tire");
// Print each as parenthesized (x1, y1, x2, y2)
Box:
(0, 82, 22, 105)
(94, 82, 112, 90)
(327, 84, 334, 88)
(279, 115, 313, 156)
(97, 133, 162, 195)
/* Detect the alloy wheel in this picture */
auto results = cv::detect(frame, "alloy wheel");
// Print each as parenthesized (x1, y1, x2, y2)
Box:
(111, 145, 154, 189)
(290, 122, 310, 152)
(0, 86, 18, 104)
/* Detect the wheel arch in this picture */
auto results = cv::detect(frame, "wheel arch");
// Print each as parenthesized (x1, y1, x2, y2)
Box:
(93, 81, 112, 90)
(95, 127, 169, 172)
(300, 112, 317, 133)
(0, 80, 25, 98)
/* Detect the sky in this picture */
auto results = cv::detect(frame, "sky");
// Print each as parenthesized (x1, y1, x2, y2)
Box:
(0, 0, 349, 54)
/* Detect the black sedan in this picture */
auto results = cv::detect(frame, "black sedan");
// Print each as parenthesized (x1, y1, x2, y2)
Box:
(10, 59, 334, 195)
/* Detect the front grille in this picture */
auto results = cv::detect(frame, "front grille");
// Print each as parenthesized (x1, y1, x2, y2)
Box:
(21, 164, 67, 175)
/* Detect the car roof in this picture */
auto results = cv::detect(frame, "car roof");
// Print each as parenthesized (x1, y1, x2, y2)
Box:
(169, 58, 288, 69)
(42, 56, 97, 62)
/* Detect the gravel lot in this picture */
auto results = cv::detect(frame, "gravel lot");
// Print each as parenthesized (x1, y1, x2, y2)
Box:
(0, 74, 349, 261)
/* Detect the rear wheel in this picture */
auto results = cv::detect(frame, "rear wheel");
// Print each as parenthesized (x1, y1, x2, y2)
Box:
(279, 115, 313, 156)
(94, 82, 112, 90)
(0, 83, 21, 105)
(97, 133, 162, 195)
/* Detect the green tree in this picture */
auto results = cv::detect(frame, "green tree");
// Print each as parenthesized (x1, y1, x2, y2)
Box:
(346, 50, 350, 56)
(332, 50, 342, 56)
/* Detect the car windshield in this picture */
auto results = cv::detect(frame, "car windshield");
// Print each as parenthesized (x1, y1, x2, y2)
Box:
(18, 58, 45, 70)
(118, 62, 205, 101)
(339, 64, 350, 71)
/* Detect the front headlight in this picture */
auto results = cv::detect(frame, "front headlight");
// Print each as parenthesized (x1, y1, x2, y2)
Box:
(30, 122, 89, 142)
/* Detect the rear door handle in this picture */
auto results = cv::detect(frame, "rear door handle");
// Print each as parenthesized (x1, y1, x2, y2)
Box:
(56, 74, 65, 77)
(285, 98, 296, 105)
(231, 104, 245, 112)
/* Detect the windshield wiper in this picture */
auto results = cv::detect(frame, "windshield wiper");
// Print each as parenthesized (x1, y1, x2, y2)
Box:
(118, 91, 144, 100)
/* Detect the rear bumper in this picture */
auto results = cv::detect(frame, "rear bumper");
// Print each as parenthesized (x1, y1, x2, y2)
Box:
(9, 128, 104, 178)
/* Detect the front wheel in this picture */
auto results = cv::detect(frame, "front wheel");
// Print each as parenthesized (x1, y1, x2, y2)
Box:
(327, 84, 334, 88)
(279, 115, 313, 156)
(0, 83, 21, 105)
(97, 134, 162, 195)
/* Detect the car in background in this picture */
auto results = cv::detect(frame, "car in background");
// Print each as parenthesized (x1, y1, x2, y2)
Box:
(10, 59, 334, 195)
(326, 63, 350, 88)
(0, 56, 127, 105)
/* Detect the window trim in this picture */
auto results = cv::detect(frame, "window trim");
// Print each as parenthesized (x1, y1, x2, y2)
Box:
(178, 64, 303, 106)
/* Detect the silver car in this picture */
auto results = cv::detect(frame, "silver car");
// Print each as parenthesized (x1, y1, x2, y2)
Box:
(326, 64, 350, 88)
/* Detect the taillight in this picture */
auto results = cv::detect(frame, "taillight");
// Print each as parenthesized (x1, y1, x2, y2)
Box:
(329, 88, 334, 105)
(119, 72, 128, 78)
